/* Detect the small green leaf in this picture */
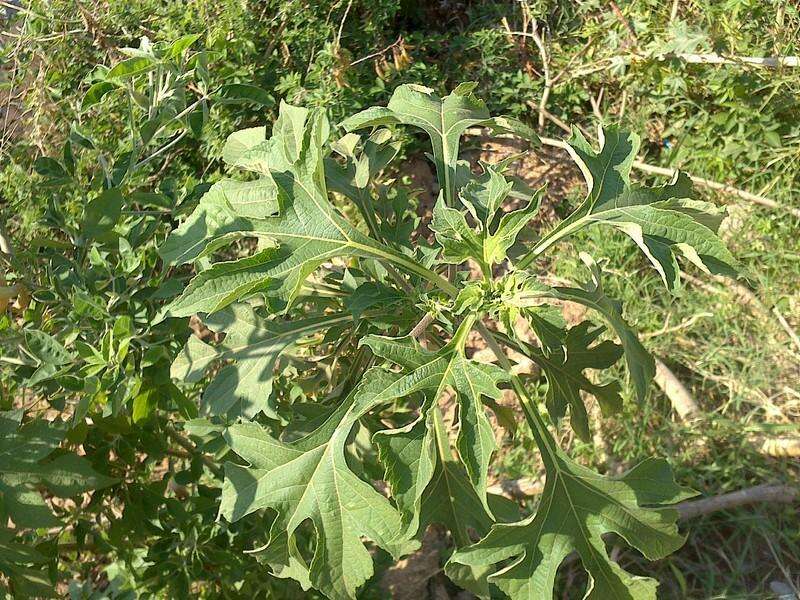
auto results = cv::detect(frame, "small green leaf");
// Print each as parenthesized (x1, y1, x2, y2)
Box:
(33, 157, 67, 179)
(82, 81, 117, 109)
(218, 83, 275, 107)
(83, 188, 124, 239)
(107, 56, 155, 79)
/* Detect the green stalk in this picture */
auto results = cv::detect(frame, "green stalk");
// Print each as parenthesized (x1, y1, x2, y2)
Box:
(475, 322, 559, 469)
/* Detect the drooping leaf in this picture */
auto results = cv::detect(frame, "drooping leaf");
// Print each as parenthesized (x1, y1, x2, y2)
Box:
(219, 369, 414, 599)
(451, 414, 695, 600)
(106, 56, 156, 79)
(82, 81, 117, 109)
(519, 127, 738, 290)
(166, 33, 202, 59)
(524, 322, 624, 441)
(171, 304, 351, 420)
(549, 253, 655, 403)
(218, 83, 275, 107)
(362, 316, 506, 511)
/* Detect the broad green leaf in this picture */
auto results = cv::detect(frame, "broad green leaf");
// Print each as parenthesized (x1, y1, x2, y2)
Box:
(568, 127, 638, 209)
(519, 128, 737, 290)
(219, 370, 414, 599)
(523, 322, 624, 442)
(362, 316, 506, 511)
(22, 329, 74, 386)
(0, 411, 115, 529)
(23, 330, 72, 366)
(166, 33, 202, 59)
(160, 101, 433, 314)
(343, 83, 491, 204)
(33, 157, 67, 179)
(549, 253, 655, 403)
(451, 410, 695, 600)
(171, 304, 351, 420)
(221, 125, 267, 167)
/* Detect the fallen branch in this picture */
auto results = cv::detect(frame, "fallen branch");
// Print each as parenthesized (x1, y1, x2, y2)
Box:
(673, 53, 800, 68)
(675, 484, 798, 520)
(654, 358, 700, 421)
(749, 435, 800, 459)
(487, 476, 544, 499)
(490, 476, 797, 520)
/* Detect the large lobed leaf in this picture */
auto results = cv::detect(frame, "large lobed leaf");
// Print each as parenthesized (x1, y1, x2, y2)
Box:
(519, 126, 737, 290)
(361, 316, 507, 511)
(160, 101, 416, 317)
(451, 410, 696, 600)
(219, 370, 414, 599)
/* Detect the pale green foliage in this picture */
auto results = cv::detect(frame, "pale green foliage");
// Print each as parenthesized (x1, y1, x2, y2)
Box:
(163, 84, 736, 599)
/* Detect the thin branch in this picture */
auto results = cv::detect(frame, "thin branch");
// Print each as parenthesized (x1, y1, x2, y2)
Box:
(349, 36, 403, 67)
(630, 159, 800, 218)
(504, 28, 551, 129)
(0, 223, 14, 257)
(165, 426, 223, 478)
(772, 306, 800, 353)
(134, 129, 188, 170)
(609, 1, 638, 48)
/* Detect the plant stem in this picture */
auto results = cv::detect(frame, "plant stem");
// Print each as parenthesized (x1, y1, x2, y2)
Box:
(165, 424, 223, 478)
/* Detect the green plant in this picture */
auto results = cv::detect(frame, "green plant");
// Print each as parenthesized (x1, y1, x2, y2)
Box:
(161, 83, 737, 599)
